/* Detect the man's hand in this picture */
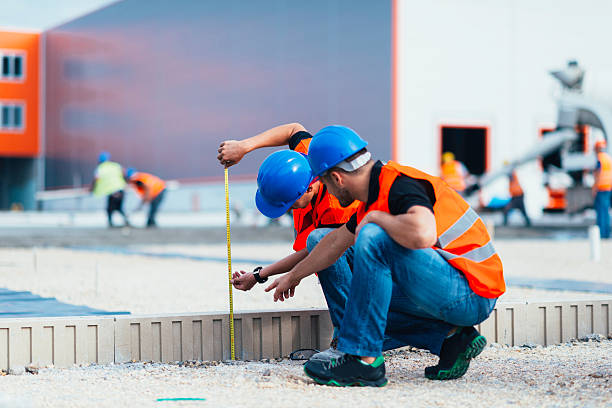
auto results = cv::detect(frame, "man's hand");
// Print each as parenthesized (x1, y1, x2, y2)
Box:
(231, 270, 257, 291)
(355, 210, 384, 240)
(218, 140, 247, 168)
(265, 272, 300, 302)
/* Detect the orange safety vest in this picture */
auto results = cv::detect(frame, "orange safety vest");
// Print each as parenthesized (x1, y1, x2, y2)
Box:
(509, 171, 524, 197)
(291, 135, 357, 251)
(596, 152, 612, 191)
(441, 160, 466, 192)
(546, 187, 567, 210)
(355, 161, 505, 298)
(130, 172, 166, 200)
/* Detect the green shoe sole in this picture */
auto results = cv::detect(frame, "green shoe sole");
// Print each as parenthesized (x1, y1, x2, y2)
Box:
(425, 334, 487, 381)
(304, 366, 388, 387)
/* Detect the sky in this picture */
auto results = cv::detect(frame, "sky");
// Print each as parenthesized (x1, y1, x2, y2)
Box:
(0, 0, 117, 31)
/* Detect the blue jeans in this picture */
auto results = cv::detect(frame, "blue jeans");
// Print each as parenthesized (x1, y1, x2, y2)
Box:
(595, 191, 611, 239)
(307, 225, 497, 356)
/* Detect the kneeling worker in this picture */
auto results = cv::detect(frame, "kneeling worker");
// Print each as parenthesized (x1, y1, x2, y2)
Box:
(126, 168, 166, 228)
(267, 126, 504, 386)
(218, 124, 358, 357)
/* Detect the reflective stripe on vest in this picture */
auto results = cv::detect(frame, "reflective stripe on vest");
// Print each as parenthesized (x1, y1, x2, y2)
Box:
(509, 172, 524, 197)
(93, 161, 126, 197)
(596, 152, 612, 191)
(355, 161, 505, 298)
(441, 161, 466, 192)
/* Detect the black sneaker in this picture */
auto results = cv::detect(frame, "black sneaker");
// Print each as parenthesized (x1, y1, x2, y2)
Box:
(304, 353, 388, 387)
(424, 326, 487, 380)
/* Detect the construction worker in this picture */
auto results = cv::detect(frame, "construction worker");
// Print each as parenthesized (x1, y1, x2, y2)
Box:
(266, 126, 504, 386)
(217, 123, 358, 359)
(593, 140, 612, 238)
(503, 165, 531, 227)
(91, 152, 129, 228)
(126, 169, 166, 228)
(440, 151, 469, 194)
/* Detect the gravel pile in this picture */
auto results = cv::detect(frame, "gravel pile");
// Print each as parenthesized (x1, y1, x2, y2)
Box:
(0, 339, 609, 407)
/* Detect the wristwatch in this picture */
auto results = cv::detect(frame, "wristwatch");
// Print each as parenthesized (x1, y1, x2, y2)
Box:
(253, 266, 268, 283)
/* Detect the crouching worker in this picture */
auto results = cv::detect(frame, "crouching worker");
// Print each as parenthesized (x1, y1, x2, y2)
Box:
(266, 126, 505, 386)
(126, 169, 166, 228)
(218, 124, 358, 358)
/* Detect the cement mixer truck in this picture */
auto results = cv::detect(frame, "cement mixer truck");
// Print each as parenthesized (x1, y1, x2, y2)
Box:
(469, 61, 611, 215)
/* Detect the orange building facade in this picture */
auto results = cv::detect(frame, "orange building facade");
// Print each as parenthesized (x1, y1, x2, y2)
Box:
(0, 30, 40, 209)
(0, 30, 40, 157)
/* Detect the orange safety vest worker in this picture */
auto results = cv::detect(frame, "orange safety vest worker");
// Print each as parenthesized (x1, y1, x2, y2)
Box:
(596, 152, 612, 191)
(354, 161, 505, 298)
(441, 160, 467, 192)
(130, 172, 166, 201)
(509, 171, 524, 197)
(291, 134, 358, 251)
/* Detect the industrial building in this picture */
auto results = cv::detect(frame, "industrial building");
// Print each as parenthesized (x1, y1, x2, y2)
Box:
(2, 0, 612, 216)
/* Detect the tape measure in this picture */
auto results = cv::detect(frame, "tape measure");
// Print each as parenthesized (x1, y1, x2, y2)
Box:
(224, 167, 235, 360)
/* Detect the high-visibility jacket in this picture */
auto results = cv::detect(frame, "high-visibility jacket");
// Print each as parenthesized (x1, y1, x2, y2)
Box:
(293, 184, 359, 251)
(130, 172, 166, 201)
(441, 160, 467, 192)
(290, 135, 357, 250)
(596, 152, 612, 191)
(509, 171, 524, 197)
(354, 161, 505, 298)
(93, 161, 126, 197)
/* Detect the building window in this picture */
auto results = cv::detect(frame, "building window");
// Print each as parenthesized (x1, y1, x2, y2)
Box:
(0, 103, 25, 131)
(0, 51, 25, 80)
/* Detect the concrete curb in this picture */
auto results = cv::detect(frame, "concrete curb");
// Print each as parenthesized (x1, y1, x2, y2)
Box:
(0, 300, 609, 370)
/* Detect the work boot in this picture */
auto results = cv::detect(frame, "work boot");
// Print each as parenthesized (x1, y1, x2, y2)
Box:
(309, 338, 343, 362)
(304, 352, 388, 387)
(425, 326, 487, 380)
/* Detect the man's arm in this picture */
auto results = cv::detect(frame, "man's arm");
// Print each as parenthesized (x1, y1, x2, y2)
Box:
(231, 249, 308, 291)
(356, 207, 437, 249)
(217, 123, 306, 167)
(265, 225, 354, 301)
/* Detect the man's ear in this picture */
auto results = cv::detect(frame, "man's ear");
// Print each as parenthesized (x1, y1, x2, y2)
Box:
(329, 170, 343, 186)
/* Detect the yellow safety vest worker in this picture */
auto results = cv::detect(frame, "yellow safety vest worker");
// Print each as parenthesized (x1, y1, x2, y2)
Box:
(93, 161, 126, 197)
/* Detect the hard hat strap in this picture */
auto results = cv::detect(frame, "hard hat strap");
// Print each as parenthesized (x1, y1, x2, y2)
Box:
(335, 151, 371, 173)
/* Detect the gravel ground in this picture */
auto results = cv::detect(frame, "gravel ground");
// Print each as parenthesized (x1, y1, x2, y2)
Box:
(0, 241, 610, 315)
(0, 338, 609, 408)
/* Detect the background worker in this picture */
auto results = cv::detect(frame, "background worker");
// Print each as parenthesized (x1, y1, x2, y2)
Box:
(218, 124, 358, 357)
(440, 151, 470, 195)
(91, 151, 130, 228)
(126, 168, 166, 228)
(592, 139, 612, 238)
(266, 126, 504, 386)
(503, 164, 531, 227)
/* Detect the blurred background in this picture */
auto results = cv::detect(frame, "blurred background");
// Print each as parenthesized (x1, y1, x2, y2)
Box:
(0, 0, 611, 317)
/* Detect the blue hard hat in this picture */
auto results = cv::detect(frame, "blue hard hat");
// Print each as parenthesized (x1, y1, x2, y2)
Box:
(126, 167, 136, 178)
(255, 150, 313, 218)
(308, 126, 368, 177)
(98, 151, 111, 163)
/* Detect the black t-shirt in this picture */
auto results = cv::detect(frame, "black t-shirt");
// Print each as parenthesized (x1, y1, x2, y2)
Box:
(288, 131, 313, 152)
(345, 161, 435, 233)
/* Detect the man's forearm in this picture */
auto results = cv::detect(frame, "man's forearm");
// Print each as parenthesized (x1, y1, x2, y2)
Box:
(367, 210, 436, 249)
(241, 123, 305, 152)
(290, 227, 352, 281)
(261, 249, 308, 278)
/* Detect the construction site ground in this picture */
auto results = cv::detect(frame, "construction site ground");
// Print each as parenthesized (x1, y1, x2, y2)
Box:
(0, 221, 610, 407)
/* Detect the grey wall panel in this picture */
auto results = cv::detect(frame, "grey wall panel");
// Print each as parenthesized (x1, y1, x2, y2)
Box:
(44, 0, 392, 189)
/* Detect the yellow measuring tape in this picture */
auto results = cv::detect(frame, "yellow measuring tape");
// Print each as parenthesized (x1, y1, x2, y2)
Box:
(224, 167, 235, 360)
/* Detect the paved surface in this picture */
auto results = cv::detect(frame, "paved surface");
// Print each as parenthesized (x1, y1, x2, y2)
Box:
(0, 288, 128, 318)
